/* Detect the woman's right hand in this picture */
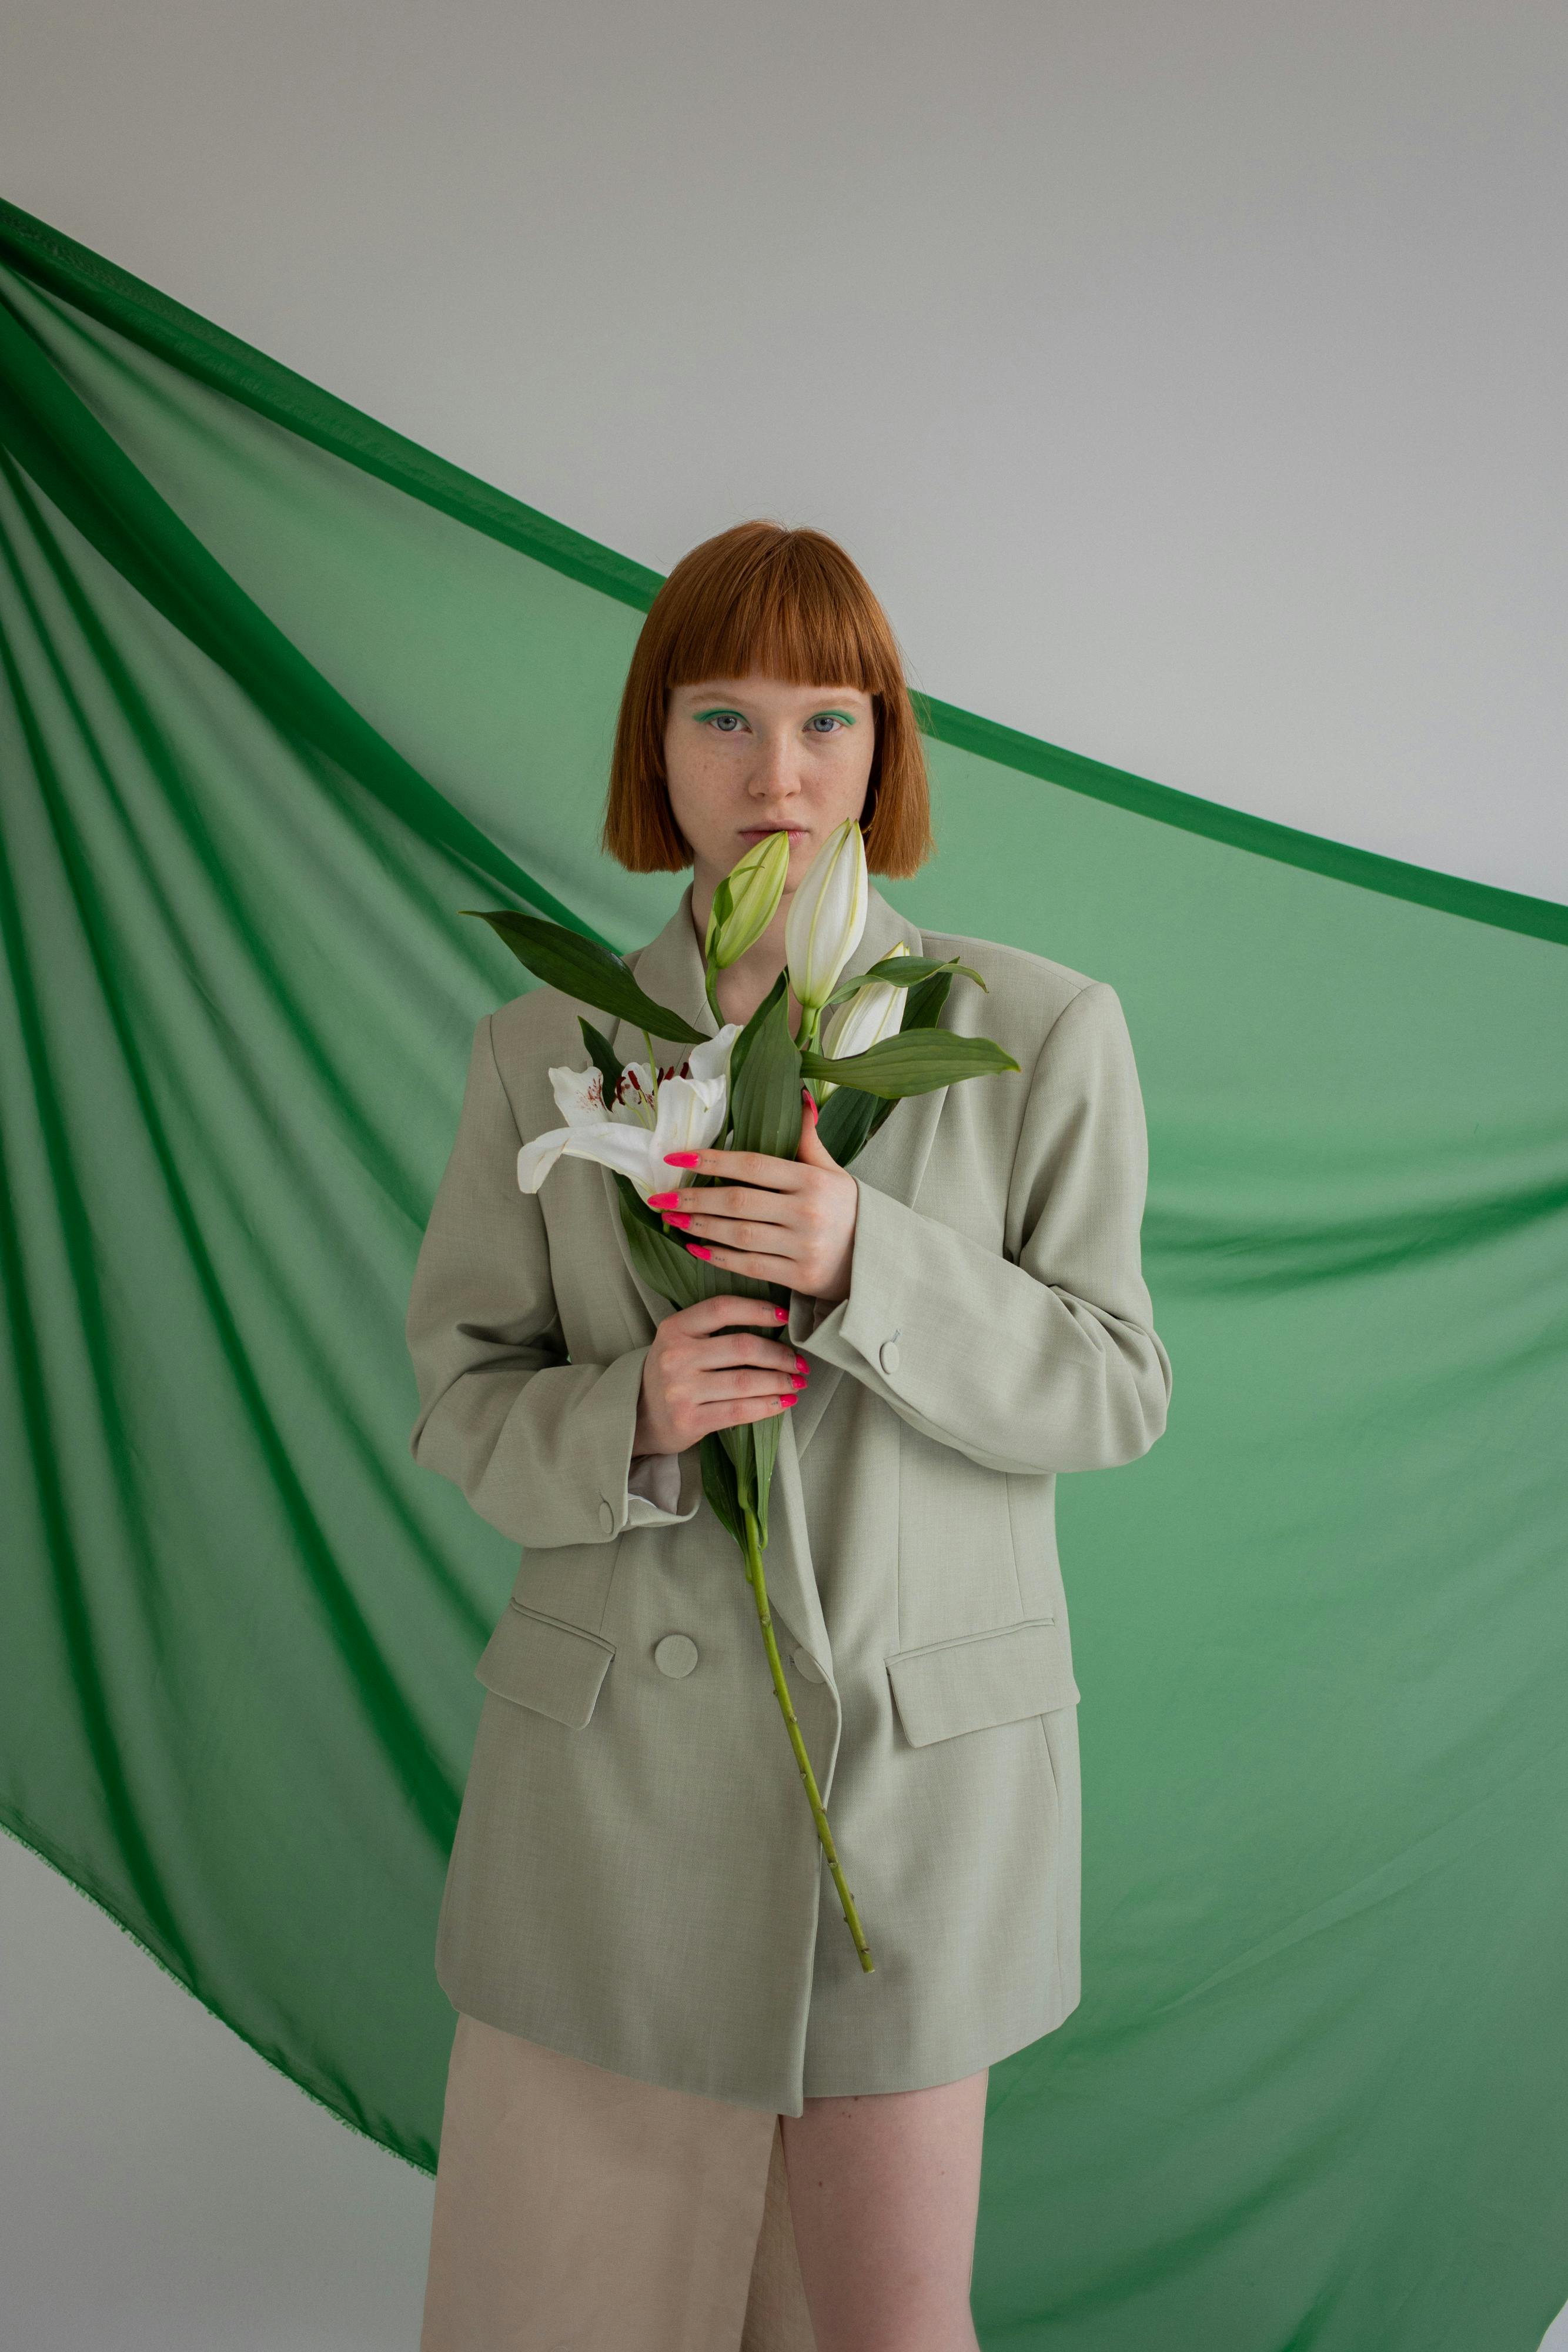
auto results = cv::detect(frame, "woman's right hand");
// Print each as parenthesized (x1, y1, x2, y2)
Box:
(633, 1295, 808, 1457)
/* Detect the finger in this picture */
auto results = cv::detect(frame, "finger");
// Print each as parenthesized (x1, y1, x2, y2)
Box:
(683, 1240, 799, 1284)
(663, 1294, 789, 1335)
(694, 1393, 797, 1436)
(692, 1344, 806, 1384)
(689, 1335, 804, 1377)
(670, 1214, 793, 1255)
(794, 1086, 841, 1171)
(655, 1184, 796, 1227)
(663, 1147, 808, 1189)
(692, 1367, 804, 1405)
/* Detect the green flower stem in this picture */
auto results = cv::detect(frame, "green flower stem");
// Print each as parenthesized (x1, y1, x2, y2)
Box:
(741, 1504, 874, 1974)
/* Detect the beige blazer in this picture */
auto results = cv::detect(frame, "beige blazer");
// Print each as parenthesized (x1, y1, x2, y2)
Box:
(406, 883, 1172, 2115)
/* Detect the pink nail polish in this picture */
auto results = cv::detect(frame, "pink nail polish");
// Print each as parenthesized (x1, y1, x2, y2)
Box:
(687, 1244, 712, 1261)
(647, 1191, 679, 1210)
(794, 1356, 808, 1375)
(664, 1151, 700, 1168)
(792, 1371, 807, 1387)
(773, 1307, 789, 1322)
(780, 1393, 798, 1406)
(664, 1212, 693, 1230)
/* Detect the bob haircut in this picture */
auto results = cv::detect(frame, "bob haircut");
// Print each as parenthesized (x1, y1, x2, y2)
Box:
(601, 520, 934, 877)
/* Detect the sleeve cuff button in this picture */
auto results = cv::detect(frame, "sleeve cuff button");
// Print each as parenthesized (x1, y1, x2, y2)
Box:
(598, 1499, 616, 1536)
(878, 1339, 901, 1375)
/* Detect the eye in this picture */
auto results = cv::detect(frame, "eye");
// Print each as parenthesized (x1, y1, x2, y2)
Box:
(696, 709, 748, 734)
(807, 711, 852, 734)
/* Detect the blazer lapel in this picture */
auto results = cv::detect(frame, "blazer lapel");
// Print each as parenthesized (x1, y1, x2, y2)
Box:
(600, 888, 719, 1319)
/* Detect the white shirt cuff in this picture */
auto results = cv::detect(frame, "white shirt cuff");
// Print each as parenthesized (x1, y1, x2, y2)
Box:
(626, 1451, 684, 1524)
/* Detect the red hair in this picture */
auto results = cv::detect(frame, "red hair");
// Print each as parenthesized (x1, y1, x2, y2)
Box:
(602, 520, 933, 876)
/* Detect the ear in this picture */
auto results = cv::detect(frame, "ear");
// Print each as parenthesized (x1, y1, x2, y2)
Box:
(795, 1085, 841, 1170)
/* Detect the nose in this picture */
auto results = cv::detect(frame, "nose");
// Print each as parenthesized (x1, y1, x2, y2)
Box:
(747, 727, 803, 804)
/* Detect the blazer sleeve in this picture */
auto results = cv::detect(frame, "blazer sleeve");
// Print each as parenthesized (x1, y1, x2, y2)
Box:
(794, 979, 1172, 1476)
(405, 1012, 698, 1548)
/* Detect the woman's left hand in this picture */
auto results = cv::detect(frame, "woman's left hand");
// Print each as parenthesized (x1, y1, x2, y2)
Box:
(649, 1088, 858, 1304)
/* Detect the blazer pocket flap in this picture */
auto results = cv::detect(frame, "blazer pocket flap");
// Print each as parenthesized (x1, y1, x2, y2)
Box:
(885, 1618, 1079, 1748)
(476, 1603, 615, 1730)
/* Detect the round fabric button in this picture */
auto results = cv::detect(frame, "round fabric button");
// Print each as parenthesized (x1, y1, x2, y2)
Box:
(878, 1338, 901, 1375)
(597, 1500, 615, 1536)
(653, 1633, 700, 1679)
(791, 1646, 825, 1685)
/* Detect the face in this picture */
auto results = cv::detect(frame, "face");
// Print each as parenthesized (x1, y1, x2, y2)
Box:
(663, 673, 876, 897)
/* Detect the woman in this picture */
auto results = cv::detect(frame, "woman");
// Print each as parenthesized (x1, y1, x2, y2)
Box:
(406, 520, 1173, 2352)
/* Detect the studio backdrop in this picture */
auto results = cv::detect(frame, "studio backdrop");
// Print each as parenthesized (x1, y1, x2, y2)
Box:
(1, 198, 1564, 2352)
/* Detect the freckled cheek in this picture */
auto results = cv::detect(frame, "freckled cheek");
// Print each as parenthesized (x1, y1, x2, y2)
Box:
(667, 765, 748, 852)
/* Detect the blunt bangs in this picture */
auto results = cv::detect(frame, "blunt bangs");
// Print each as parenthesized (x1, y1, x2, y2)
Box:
(661, 532, 894, 699)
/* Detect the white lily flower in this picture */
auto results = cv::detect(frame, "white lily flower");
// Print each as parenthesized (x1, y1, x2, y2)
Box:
(785, 817, 868, 1014)
(517, 1025, 740, 1203)
(816, 942, 910, 1097)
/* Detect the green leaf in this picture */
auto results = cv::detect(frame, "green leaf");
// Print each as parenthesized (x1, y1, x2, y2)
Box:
(700, 1434, 744, 1546)
(728, 981, 803, 1161)
(579, 1017, 624, 1099)
(618, 1194, 707, 1306)
(815, 1084, 881, 1164)
(704, 876, 733, 963)
(900, 970, 955, 1033)
(861, 970, 957, 1144)
(748, 1410, 779, 1546)
(817, 968, 964, 1162)
(612, 1169, 664, 1233)
(724, 969, 785, 1112)
(467, 908, 710, 1045)
(716, 1412, 783, 1542)
(799, 1030, 1020, 1098)
(718, 1422, 757, 1516)
(617, 1183, 777, 1308)
(820, 954, 987, 1007)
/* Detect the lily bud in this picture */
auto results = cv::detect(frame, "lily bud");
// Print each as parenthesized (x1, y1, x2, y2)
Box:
(706, 829, 791, 970)
(817, 943, 910, 1097)
(785, 817, 868, 1014)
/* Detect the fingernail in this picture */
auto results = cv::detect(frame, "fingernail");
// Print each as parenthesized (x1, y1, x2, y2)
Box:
(647, 1191, 680, 1210)
(780, 1393, 798, 1406)
(773, 1307, 789, 1322)
(664, 1152, 700, 1168)
(795, 1357, 808, 1376)
(687, 1244, 712, 1261)
(792, 1371, 808, 1387)
(664, 1211, 692, 1228)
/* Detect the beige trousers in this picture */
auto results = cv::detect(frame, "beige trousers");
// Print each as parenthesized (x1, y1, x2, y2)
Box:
(420, 2014, 818, 2351)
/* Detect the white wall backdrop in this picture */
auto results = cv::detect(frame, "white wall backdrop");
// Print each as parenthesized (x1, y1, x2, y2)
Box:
(1, 2, 1564, 2346)
(5, 0, 1565, 898)
(0, 1839, 433, 2352)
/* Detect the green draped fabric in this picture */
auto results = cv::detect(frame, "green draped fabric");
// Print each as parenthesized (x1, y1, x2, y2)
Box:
(1, 197, 1564, 2351)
